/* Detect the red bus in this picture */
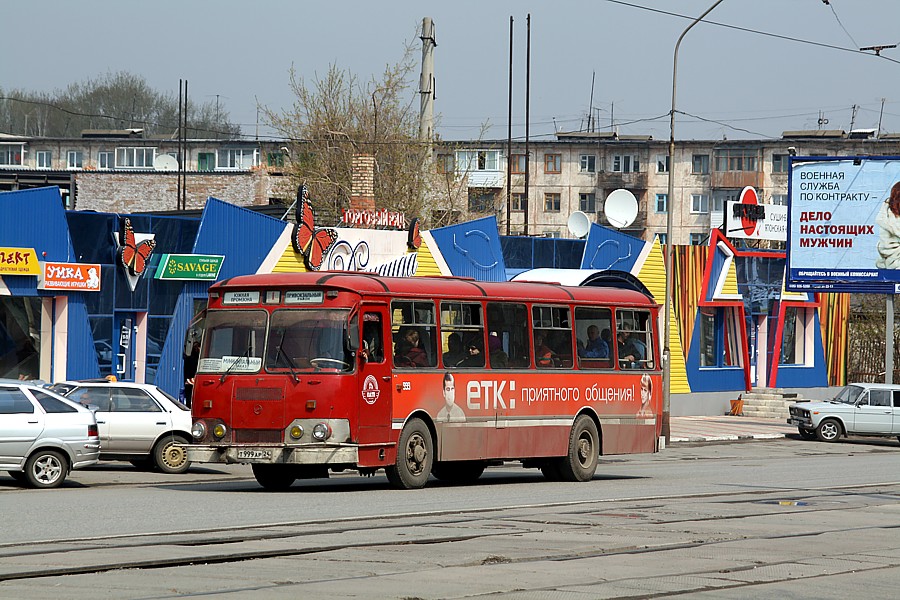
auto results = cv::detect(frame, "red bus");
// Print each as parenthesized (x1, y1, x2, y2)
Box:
(185, 271, 662, 490)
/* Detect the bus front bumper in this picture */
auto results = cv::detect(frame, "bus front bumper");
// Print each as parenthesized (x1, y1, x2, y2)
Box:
(184, 444, 359, 465)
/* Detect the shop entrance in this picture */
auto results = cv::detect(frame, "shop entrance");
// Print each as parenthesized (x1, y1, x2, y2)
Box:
(114, 312, 136, 381)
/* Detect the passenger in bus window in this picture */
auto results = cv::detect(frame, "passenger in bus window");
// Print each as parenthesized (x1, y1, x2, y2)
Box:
(617, 331, 642, 368)
(488, 332, 508, 368)
(457, 338, 485, 368)
(442, 332, 466, 367)
(362, 321, 384, 363)
(579, 325, 609, 358)
(437, 372, 466, 423)
(395, 328, 428, 367)
(534, 332, 555, 367)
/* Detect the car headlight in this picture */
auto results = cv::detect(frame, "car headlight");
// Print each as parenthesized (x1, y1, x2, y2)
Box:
(312, 422, 331, 441)
(191, 421, 207, 440)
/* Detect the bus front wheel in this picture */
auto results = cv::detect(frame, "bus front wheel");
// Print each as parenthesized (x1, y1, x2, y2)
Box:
(252, 464, 296, 491)
(386, 418, 433, 489)
(556, 415, 599, 482)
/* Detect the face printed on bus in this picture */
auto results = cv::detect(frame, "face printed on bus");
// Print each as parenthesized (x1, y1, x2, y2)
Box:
(640, 374, 652, 409)
(443, 373, 456, 409)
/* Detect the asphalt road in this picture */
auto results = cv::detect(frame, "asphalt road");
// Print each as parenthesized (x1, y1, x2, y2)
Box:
(2, 437, 900, 599)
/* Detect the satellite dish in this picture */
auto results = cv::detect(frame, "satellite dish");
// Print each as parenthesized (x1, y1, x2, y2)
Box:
(604, 189, 638, 228)
(154, 155, 178, 171)
(566, 211, 591, 238)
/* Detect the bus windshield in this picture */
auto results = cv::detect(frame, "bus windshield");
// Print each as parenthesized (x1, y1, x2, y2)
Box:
(198, 309, 267, 374)
(265, 308, 353, 373)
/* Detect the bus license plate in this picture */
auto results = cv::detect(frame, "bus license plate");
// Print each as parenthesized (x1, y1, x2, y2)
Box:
(237, 449, 272, 460)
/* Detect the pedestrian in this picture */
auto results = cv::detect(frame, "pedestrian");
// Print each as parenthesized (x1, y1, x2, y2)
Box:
(183, 341, 200, 407)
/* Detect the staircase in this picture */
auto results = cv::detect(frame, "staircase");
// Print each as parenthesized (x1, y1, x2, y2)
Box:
(734, 389, 802, 420)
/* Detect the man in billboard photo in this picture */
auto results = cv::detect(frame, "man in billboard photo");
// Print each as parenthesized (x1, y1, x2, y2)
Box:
(876, 181, 900, 269)
(437, 372, 466, 423)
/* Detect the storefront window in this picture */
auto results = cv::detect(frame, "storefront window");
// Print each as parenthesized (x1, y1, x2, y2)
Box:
(0, 297, 42, 380)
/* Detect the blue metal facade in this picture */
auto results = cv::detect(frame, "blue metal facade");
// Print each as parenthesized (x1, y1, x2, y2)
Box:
(429, 216, 507, 281)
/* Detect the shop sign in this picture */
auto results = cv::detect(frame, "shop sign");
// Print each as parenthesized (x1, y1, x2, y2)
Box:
(0, 247, 40, 275)
(155, 254, 224, 280)
(341, 207, 406, 229)
(38, 262, 102, 291)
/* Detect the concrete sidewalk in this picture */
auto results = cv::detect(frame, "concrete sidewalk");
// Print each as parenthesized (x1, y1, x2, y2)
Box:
(669, 415, 795, 444)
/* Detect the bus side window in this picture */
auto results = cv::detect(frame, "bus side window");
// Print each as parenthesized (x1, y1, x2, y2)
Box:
(486, 302, 527, 369)
(391, 300, 437, 368)
(362, 314, 384, 363)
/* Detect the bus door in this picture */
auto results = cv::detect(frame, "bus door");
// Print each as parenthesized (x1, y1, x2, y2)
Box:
(358, 307, 392, 446)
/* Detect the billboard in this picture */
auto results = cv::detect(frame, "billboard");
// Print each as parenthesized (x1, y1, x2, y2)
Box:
(787, 156, 900, 293)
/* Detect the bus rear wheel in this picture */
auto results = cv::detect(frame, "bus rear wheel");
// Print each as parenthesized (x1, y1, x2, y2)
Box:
(556, 415, 599, 482)
(386, 418, 433, 489)
(252, 464, 296, 491)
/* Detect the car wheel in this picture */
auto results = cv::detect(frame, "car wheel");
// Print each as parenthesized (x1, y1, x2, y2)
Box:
(816, 418, 842, 442)
(24, 450, 68, 489)
(385, 418, 433, 489)
(153, 435, 191, 474)
(798, 428, 817, 440)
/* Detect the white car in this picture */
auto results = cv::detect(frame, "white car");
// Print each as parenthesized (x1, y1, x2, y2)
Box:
(50, 380, 193, 474)
(788, 383, 900, 443)
(0, 380, 100, 488)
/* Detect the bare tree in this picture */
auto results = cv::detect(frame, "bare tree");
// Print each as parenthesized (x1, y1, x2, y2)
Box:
(0, 71, 240, 138)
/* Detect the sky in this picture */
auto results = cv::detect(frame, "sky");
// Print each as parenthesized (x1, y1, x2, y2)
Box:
(4, 0, 900, 143)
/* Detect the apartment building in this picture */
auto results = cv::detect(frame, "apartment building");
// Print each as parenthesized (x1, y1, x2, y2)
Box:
(439, 129, 900, 244)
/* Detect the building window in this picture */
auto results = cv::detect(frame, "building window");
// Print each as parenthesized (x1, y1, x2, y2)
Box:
(579, 193, 596, 213)
(657, 232, 668, 244)
(116, 147, 156, 168)
(544, 154, 561, 174)
(714, 148, 758, 172)
(655, 193, 667, 213)
(691, 193, 709, 214)
(511, 192, 526, 212)
(612, 155, 640, 173)
(579, 155, 596, 173)
(456, 150, 499, 172)
(266, 152, 285, 167)
(543, 230, 561, 238)
(468, 189, 495, 213)
(66, 151, 83, 169)
(35, 151, 52, 168)
(656, 154, 669, 173)
(691, 154, 709, 174)
(772, 194, 787, 206)
(772, 153, 789, 173)
(690, 232, 706, 245)
(0, 144, 24, 166)
(712, 189, 740, 212)
(698, 307, 742, 367)
(544, 192, 561, 212)
(98, 151, 114, 169)
(510, 154, 527, 174)
(198, 152, 215, 171)
(781, 306, 808, 365)
(436, 153, 455, 173)
(217, 148, 257, 170)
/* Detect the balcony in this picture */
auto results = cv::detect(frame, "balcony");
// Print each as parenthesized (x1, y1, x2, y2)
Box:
(710, 170, 764, 190)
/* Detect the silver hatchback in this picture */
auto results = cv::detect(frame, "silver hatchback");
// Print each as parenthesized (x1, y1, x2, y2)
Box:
(0, 381, 100, 488)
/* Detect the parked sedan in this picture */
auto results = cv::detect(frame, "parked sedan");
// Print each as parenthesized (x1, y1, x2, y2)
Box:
(49, 380, 193, 474)
(788, 383, 900, 443)
(0, 380, 100, 488)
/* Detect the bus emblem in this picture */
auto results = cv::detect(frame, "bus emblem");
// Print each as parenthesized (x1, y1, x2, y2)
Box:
(362, 375, 381, 405)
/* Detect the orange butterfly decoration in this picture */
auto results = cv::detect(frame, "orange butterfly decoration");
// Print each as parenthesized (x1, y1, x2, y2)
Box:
(118, 217, 156, 276)
(291, 184, 337, 271)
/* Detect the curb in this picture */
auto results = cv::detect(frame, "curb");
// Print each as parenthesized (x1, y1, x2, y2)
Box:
(670, 432, 788, 443)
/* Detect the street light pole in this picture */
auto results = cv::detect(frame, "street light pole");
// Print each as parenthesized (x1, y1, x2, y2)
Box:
(663, 0, 725, 446)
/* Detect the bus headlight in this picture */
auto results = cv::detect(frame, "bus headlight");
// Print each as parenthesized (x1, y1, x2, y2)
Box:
(289, 425, 304, 440)
(212, 423, 228, 439)
(312, 422, 331, 441)
(191, 421, 207, 440)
